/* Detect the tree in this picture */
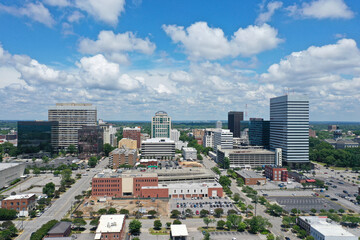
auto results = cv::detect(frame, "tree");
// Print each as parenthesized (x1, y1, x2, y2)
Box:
(238, 222, 247, 232)
(90, 218, 99, 228)
(211, 167, 221, 175)
(67, 144, 77, 154)
(233, 193, 240, 203)
(338, 209, 345, 214)
(129, 219, 142, 235)
(173, 219, 182, 225)
(54, 190, 60, 198)
(267, 233, 275, 240)
(203, 232, 210, 240)
(42, 156, 49, 163)
(247, 216, 272, 234)
(166, 222, 171, 228)
(203, 217, 212, 228)
(88, 156, 97, 168)
(153, 220, 162, 230)
(185, 209, 193, 217)
(107, 208, 117, 214)
(33, 168, 41, 175)
(237, 177, 244, 187)
(214, 208, 223, 218)
(291, 208, 299, 215)
(148, 210, 157, 218)
(227, 214, 242, 229)
(74, 210, 83, 218)
(310, 208, 317, 215)
(98, 208, 107, 215)
(73, 218, 86, 230)
(305, 236, 315, 240)
(104, 143, 114, 157)
(61, 169, 72, 182)
(200, 209, 209, 218)
(29, 210, 37, 218)
(119, 209, 129, 216)
(42, 182, 55, 197)
(197, 154, 203, 160)
(267, 204, 283, 217)
(217, 220, 225, 229)
(219, 176, 231, 187)
(223, 157, 230, 169)
(171, 210, 181, 218)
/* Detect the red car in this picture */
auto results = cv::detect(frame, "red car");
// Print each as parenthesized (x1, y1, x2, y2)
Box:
(196, 210, 199, 215)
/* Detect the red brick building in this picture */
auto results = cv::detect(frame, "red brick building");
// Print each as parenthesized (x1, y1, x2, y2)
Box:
(265, 165, 288, 182)
(95, 215, 126, 240)
(123, 127, 141, 148)
(236, 170, 266, 185)
(1, 194, 36, 216)
(138, 159, 158, 167)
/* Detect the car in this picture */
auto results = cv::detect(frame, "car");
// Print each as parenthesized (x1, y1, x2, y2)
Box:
(343, 190, 348, 194)
(262, 193, 269, 196)
(325, 195, 330, 197)
(196, 210, 199, 215)
(324, 172, 328, 174)
(177, 205, 179, 208)
(330, 198, 338, 201)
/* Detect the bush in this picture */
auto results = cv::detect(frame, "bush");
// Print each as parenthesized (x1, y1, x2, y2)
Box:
(173, 220, 182, 225)
(0, 208, 17, 220)
(30, 220, 58, 240)
(217, 220, 225, 229)
(153, 220, 162, 230)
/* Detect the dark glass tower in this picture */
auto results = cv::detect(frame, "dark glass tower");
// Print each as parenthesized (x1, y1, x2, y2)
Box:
(228, 111, 244, 138)
(249, 118, 270, 149)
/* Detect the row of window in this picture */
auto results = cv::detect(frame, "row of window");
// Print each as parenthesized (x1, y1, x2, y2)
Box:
(93, 184, 120, 187)
(3, 202, 27, 206)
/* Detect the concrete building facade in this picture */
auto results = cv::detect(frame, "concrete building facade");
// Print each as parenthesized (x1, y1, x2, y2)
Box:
(203, 129, 215, 148)
(214, 129, 233, 152)
(182, 147, 197, 160)
(270, 95, 309, 165)
(151, 111, 171, 138)
(99, 120, 117, 147)
(170, 129, 180, 142)
(0, 163, 26, 189)
(48, 103, 97, 151)
(141, 138, 175, 159)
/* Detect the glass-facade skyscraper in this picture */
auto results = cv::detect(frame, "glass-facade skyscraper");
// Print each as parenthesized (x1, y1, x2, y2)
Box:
(270, 94, 309, 164)
(228, 111, 244, 138)
(151, 111, 171, 138)
(249, 118, 270, 149)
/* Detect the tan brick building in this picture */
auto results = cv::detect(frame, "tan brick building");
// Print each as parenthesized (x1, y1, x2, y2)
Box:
(118, 138, 137, 150)
(110, 148, 138, 168)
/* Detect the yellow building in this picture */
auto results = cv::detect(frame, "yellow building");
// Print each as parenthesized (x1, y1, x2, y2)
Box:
(118, 138, 137, 150)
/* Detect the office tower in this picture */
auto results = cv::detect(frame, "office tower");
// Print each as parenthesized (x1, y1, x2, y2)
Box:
(270, 94, 309, 165)
(17, 121, 58, 154)
(249, 118, 270, 148)
(123, 127, 141, 148)
(151, 111, 171, 138)
(141, 138, 175, 159)
(99, 120, 117, 147)
(203, 129, 215, 148)
(228, 111, 244, 137)
(170, 129, 180, 142)
(216, 121, 222, 129)
(78, 126, 103, 155)
(48, 103, 97, 151)
(214, 129, 233, 152)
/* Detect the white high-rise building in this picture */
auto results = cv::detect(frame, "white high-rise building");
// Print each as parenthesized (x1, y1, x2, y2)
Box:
(48, 103, 97, 151)
(151, 111, 171, 138)
(170, 129, 180, 142)
(203, 128, 216, 148)
(214, 129, 233, 152)
(270, 94, 309, 164)
(216, 120, 222, 129)
(99, 120, 117, 147)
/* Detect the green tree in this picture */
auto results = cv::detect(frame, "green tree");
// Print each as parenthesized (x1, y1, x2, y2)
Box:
(200, 209, 209, 218)
(74, 210, 83, 218)
(166, 222, 171, 228)
(217, 220, 225, 229)
(88, 156, 98, 168)
(29, 210, 37, 218)
(310, 208, 317, 215)
(33, 168, 41, 175)
(211, 167, 221, 175)
(67, 144, 77, 154)
(227, 214, 242, 229)
(173, 219, 182, 225)
(197, 154, 203, 160)
(237, 177, 245, 187)
(170, 210, 181, 218)
(107, 208, 117, 214)
(61, 169, 72, 182)
(73, 218, 86, 230)
(267, 204, 283, 217)
(104, 143, 115, 157)
(119, 209, 129, 216)
(90, 218, 99, 228)
(233, 193, 240, 203)
(214, 208, 223, 218)
(203, 217, 212, 228)
(203, 231, 210, 240)
(267, 233, 275, 240)
(219, 176, 231, 187)
(238, 222, 247, 232)
(129, 219, 142, 235)
(246, 216, 272, 234)
(42, 182, 55, 197)
(97, 208, 107, 215)
(153, 220, 162, 230)
(223, 157, 230, 169)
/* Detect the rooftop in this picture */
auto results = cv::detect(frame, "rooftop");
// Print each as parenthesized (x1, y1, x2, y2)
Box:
(4, 194, 35, 200)
(95, 170, 157, 179)
(182, 147, 197, 152)
(110, 148, 137, 155)
(142, 138, 174, 143)
(47, 222, 71, 235)
(219, 147, 274, 155)
(49, 103, 96, 110)
(96, 215, 125, 234)
(142, 181, 221, 190)
(236, 170, 265, 179)
(0, 163, 22, 171)
(123, 127, 141, 131)
(170, 224, 188, 237)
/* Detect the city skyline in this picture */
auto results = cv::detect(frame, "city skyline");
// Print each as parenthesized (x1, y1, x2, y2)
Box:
(0, 0, 360, 121)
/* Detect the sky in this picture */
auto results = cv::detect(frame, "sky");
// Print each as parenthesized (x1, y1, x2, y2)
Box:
(0, 0, 360, 121)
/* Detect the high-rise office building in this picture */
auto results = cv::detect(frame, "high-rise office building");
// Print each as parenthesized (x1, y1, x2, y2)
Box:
(48, 103, 97, 151)
(228, 111, 244, 137)
(151, 111, 171, 138)
(17, 121, 58, 154)
(214, 129, 233, 152)
(249, 118, 270, 149)
(270, 95, 309, 165)
(99, 120, 117, 147)
(170, 129, 180, 142)
(78, 126, 103, 155)
(216, 121, 222, 129)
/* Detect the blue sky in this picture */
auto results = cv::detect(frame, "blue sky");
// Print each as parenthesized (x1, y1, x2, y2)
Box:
(0, 0, 360, 121)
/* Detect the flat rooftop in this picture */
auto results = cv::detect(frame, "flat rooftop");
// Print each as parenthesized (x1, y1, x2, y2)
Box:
(4, 194, 35, 200)
(171, 224, 188, 237)
(96, 215, 125, 234)
(0, 163, 22, 171)
(142, 181, 221, 190)
(236, 170, 265, 179)
(47, 222, 71, 235)
(142, 138, 174, 143)
(220, 148, 274, 155)
(95, 171, 157, 178)
(110, 148, 137, 155)
(182, 147, 197, 152)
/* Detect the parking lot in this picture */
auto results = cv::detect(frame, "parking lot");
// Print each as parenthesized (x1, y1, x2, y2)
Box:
(209, 231, 261, 240)
(169, 197, 238, 216)
(266, 196, 342, 212)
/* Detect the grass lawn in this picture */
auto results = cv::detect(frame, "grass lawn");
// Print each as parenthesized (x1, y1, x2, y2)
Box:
(149, 228, 169, 235)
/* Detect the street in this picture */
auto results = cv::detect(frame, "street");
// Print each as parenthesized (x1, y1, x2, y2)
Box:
(15, 158, 108, 240)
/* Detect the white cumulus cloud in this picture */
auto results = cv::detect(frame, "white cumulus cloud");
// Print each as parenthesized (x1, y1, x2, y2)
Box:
(256, 1, 283, 25)
(163, 22, 283, 60)
(287, 0, 354, 19)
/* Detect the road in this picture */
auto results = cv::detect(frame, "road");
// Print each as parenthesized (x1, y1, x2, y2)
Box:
(15, 158, 108, 240)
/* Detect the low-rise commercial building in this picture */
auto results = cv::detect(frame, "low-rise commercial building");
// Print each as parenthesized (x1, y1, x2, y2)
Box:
(288, 171, 308, 183)
(235, 170, 266, 185)
(297, 216, 357, 240)
(264, 165, 288, 182)
(216, 147, 275, 169)
(175, 140, 188, 150)
(170, 224, 188, 240)
(95, 215, 126, 240)
(118, 138, 137, 150)
(141, 138, 175, 159)
(1, 194, 36, 216)
(46, 222, 72, 238)
(324, 139, 359, 149)
(182, 147, 197, 160)
(137, 159, 158, 167)
(0, 163, 26, 189)
(109, 148, 138, 168)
